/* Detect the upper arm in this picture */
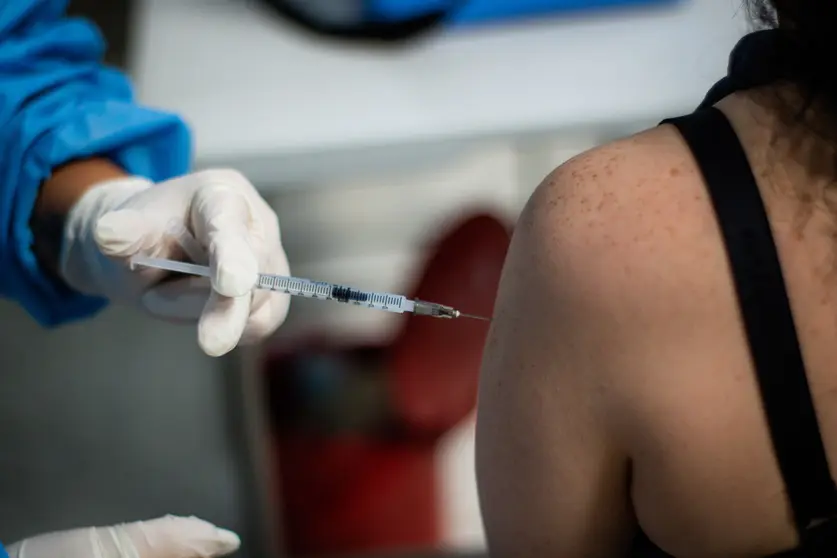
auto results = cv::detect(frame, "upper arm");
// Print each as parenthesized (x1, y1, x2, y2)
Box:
(0, 0, 192, 326)
(475, 137, 687, 557)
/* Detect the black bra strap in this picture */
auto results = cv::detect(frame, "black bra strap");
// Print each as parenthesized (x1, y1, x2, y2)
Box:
(661, 108, 837, 533)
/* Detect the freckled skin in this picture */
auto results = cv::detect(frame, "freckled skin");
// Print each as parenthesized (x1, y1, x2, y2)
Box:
(476, 89, 837, 558)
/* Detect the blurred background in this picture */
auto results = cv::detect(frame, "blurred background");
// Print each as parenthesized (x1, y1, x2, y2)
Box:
(0, 0, 750, 556)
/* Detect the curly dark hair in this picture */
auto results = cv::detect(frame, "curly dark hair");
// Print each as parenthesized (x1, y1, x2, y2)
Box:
(745, 1, 837, 129)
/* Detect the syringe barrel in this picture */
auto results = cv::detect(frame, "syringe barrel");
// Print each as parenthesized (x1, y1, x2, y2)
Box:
(257, 273, 413, 314)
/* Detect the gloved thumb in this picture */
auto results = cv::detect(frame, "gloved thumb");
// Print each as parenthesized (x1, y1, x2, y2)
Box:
(95, 209, 161, 258)
(198, 290, 252, 357)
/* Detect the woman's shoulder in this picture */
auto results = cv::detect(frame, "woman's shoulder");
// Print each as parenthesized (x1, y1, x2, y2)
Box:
(518, 124, 722, 308)
(498, 122, 743, 403)
(477, 123, 752, 557)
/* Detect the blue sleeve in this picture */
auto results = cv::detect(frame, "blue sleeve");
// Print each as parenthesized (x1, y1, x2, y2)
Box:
(0, 0, 192, 326)
(0, 541, 7, 558)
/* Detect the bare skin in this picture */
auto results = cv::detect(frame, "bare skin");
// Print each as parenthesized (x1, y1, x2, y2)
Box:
(31, 158, 127, 277)
(476, 86, 837, 558)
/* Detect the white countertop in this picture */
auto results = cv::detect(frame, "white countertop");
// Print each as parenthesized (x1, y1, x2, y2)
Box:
(130, 0, 748, 185)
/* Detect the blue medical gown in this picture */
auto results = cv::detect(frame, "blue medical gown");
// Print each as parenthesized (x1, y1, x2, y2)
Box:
(0, 0, 191, 326)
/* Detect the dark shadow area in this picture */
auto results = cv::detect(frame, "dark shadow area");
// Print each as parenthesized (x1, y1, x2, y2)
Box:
(68, 0, 133, 69)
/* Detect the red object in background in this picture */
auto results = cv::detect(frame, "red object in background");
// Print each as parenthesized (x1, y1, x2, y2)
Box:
(389, 214, 511, 437)
(274, 436, 439, 555)
(267, 212, 512, 557)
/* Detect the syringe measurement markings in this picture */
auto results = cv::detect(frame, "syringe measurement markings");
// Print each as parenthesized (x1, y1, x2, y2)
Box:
(257, 275, 404, 309)
(258, 275, 330, 298)
(366, 292, 400, 308)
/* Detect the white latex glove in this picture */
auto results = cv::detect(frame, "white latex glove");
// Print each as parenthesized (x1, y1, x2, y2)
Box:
(60, 169, 291, 357)
(5, 515, 240, 558)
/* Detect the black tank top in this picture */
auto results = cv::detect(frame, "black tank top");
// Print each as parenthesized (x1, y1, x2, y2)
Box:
(629, 31, 837, 558)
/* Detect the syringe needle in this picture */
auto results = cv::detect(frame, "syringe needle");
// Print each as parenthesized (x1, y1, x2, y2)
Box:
(459, 312, 491, 322)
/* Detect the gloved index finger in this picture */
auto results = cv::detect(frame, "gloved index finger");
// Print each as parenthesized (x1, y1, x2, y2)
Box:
(190, 182, 259, 298)
(165, 220, 208, 265)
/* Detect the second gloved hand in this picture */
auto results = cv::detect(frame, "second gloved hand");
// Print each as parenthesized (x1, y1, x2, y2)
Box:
(5, 515, 239, 558)
(60, 169, 291, 357)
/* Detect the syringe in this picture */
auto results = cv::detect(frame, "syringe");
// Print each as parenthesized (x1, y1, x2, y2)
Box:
(129, 255, 490, 321)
